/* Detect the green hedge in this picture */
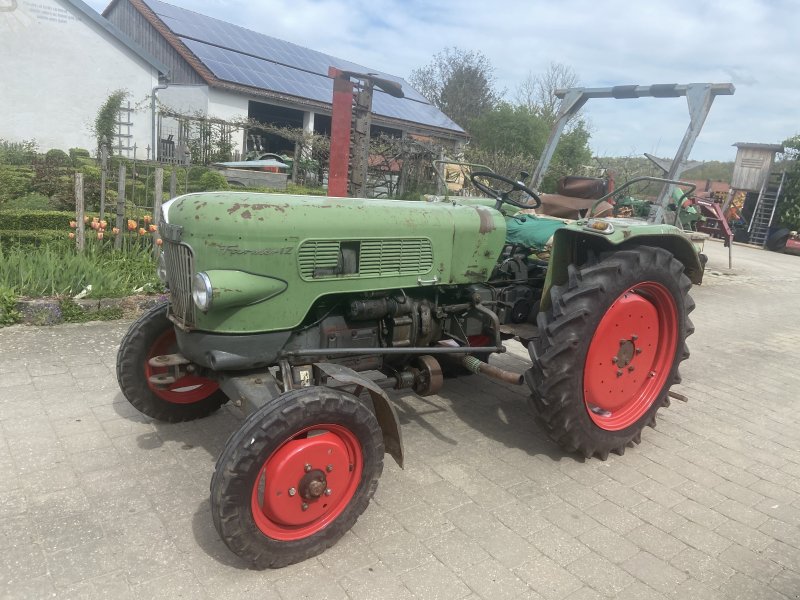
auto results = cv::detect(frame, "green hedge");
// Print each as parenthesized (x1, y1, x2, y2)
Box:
(0, 210, 75, 231)
(0, 229, 69, 248)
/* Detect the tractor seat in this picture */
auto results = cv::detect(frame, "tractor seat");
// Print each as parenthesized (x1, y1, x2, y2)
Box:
(537, 193, 613, 219)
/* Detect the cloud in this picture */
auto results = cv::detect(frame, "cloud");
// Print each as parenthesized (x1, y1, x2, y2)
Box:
(89, 0, 798, 159)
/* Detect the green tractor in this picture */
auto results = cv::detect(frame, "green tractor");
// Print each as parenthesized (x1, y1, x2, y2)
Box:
(116, 170, 701, 568)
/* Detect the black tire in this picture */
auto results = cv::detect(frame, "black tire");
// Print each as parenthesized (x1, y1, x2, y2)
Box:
(766, 228, 791, 252)
(526, 246, 694, 459)
(211, 387, 384, 569)
(116, 302, 228, 422)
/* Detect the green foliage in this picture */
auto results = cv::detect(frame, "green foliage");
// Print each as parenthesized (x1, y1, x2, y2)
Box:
(285, 183, 327, 196)
(0, 245, 161, 298)
(198, 170, 229, 191)
(94, 90, 128, 152)
(0, 164, 35, 205)
(469, 104, 549, 155)
(59, 298, 123, 323)
(466, 105, 592, 192)
(0, 139, 38, 165)
(778, 134, 800, 229)
(409, 47, 500, 128)
(2, 193, 54, 211)
(69, 148, 91, 165)
(0, 286, 21, 327)
(0, 229, 69, 249)
(682, 161, 734, 182)
(45, 149, 70, 166)
(30, 159, 74, 209)
(0, 210, 75, 231)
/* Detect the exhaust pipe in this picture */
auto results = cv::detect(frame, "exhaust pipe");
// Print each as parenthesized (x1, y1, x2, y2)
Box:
(460, 355, 524, 385)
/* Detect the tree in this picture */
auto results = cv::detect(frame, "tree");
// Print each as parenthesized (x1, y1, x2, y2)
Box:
(778, 134, 800, 229)
(467, 104, 592, 192)
(515, 62, 580, 127)
(409, 48, 500, 129)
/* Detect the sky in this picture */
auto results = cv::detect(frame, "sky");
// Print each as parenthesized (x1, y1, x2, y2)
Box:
(87, 0, 798, 161)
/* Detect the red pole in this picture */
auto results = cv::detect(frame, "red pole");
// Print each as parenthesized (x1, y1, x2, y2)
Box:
(328, 67, 353, 197)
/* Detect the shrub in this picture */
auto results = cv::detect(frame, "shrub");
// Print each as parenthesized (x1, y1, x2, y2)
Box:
(45, 149, 71, 166)
(0, 286, 20, 327)
(3, 193, 54, 211)
(0, 229, 68, 249)
(94, 90, 128, 152)
(0, 165, 35, 204)
(0, 139, 38, 165)
(198, 170, 228, 191)
(0, 210, 74, 231)
(69, 148, 92, 164)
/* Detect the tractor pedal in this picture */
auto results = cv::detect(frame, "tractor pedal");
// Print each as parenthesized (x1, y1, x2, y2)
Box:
(148, 353, 191, 368)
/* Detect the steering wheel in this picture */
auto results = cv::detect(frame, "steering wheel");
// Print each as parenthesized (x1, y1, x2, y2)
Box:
(470, 171, 542, 210)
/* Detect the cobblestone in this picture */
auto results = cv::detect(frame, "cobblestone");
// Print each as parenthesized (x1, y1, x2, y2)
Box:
(0, 240, 798, 598)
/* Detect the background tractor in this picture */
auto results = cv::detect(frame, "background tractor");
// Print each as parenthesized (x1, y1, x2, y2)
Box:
(116, 82, 727, 568)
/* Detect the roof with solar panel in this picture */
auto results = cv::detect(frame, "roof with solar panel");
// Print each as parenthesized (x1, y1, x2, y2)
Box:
(104, 0, 465, 137)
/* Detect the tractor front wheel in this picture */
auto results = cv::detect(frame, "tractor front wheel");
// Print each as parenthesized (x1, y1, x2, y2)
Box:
(211, 387, 384, 568)
(527, 246, 694, 459)
(116, 302, 228, 422)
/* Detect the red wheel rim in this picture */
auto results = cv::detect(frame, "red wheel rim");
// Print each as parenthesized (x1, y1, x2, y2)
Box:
(145, 330, 220, 404)
(250, 424, 363, 541)
(583, 281, 678, 431)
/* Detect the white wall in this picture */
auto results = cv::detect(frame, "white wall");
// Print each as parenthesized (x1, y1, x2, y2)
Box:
(158, 85, 209, 117)
(207, 88, 249, 155)
(0, 0, 160, 155)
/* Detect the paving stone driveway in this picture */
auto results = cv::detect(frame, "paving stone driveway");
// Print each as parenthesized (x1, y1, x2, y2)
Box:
(1, 239, 799, 600)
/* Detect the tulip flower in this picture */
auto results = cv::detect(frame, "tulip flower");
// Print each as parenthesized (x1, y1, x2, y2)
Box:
(68, 232, 75, 239)
(148, 224, 157, 233)
(83, 215, 90, 223)
(143, 215, 152, 224)
(127, 219, 137, 231)
(97, 232, 104, 240)
(69, 221, 77, 228)
(138, 228, 147, 236)
(155, 238, 163, 246)
(112, 227, 120, 235)
(100, 220, 107, 229)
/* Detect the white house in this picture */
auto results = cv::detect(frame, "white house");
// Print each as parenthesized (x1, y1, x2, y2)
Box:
(0, 0, 464, 161)
(0, 0, 167, 155)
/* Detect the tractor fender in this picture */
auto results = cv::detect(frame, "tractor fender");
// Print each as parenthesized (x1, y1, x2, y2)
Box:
(540, 227, 704, 312)
(315, 362, 404, 469)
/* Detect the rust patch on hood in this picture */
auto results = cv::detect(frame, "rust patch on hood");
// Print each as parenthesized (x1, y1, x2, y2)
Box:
(241, 210, 252, 220)
(474, 207, 496, 234)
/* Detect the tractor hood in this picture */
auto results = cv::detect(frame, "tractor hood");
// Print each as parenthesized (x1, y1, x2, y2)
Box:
(161, 192, 506, 334)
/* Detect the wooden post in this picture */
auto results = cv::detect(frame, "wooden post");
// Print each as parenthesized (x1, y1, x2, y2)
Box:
(114, 164, 126, 250)
(99, 145, 108, 221)
(152, 167, 164, 255)
(74, 173, 85, 252)
(169, 169, 177, 198)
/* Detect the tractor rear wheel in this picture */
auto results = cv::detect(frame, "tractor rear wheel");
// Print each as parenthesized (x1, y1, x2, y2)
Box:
(526, 246, 694, 459)
(211, 387, 384, 568)
(116, 302, 228, 422)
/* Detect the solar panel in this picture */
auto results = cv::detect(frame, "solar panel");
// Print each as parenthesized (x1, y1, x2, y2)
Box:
(143, 0, 463, 133)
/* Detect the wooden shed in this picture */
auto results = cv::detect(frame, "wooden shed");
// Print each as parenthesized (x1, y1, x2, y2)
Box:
(730, 142, 784, 192)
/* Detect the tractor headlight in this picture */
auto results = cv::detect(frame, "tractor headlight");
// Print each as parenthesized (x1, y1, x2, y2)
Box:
(192, 272, 213, 312)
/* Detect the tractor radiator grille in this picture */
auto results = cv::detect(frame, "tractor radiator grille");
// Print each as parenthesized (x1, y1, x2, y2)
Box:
(162, 240, 196, 327)
(298, 239, 433, 280)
